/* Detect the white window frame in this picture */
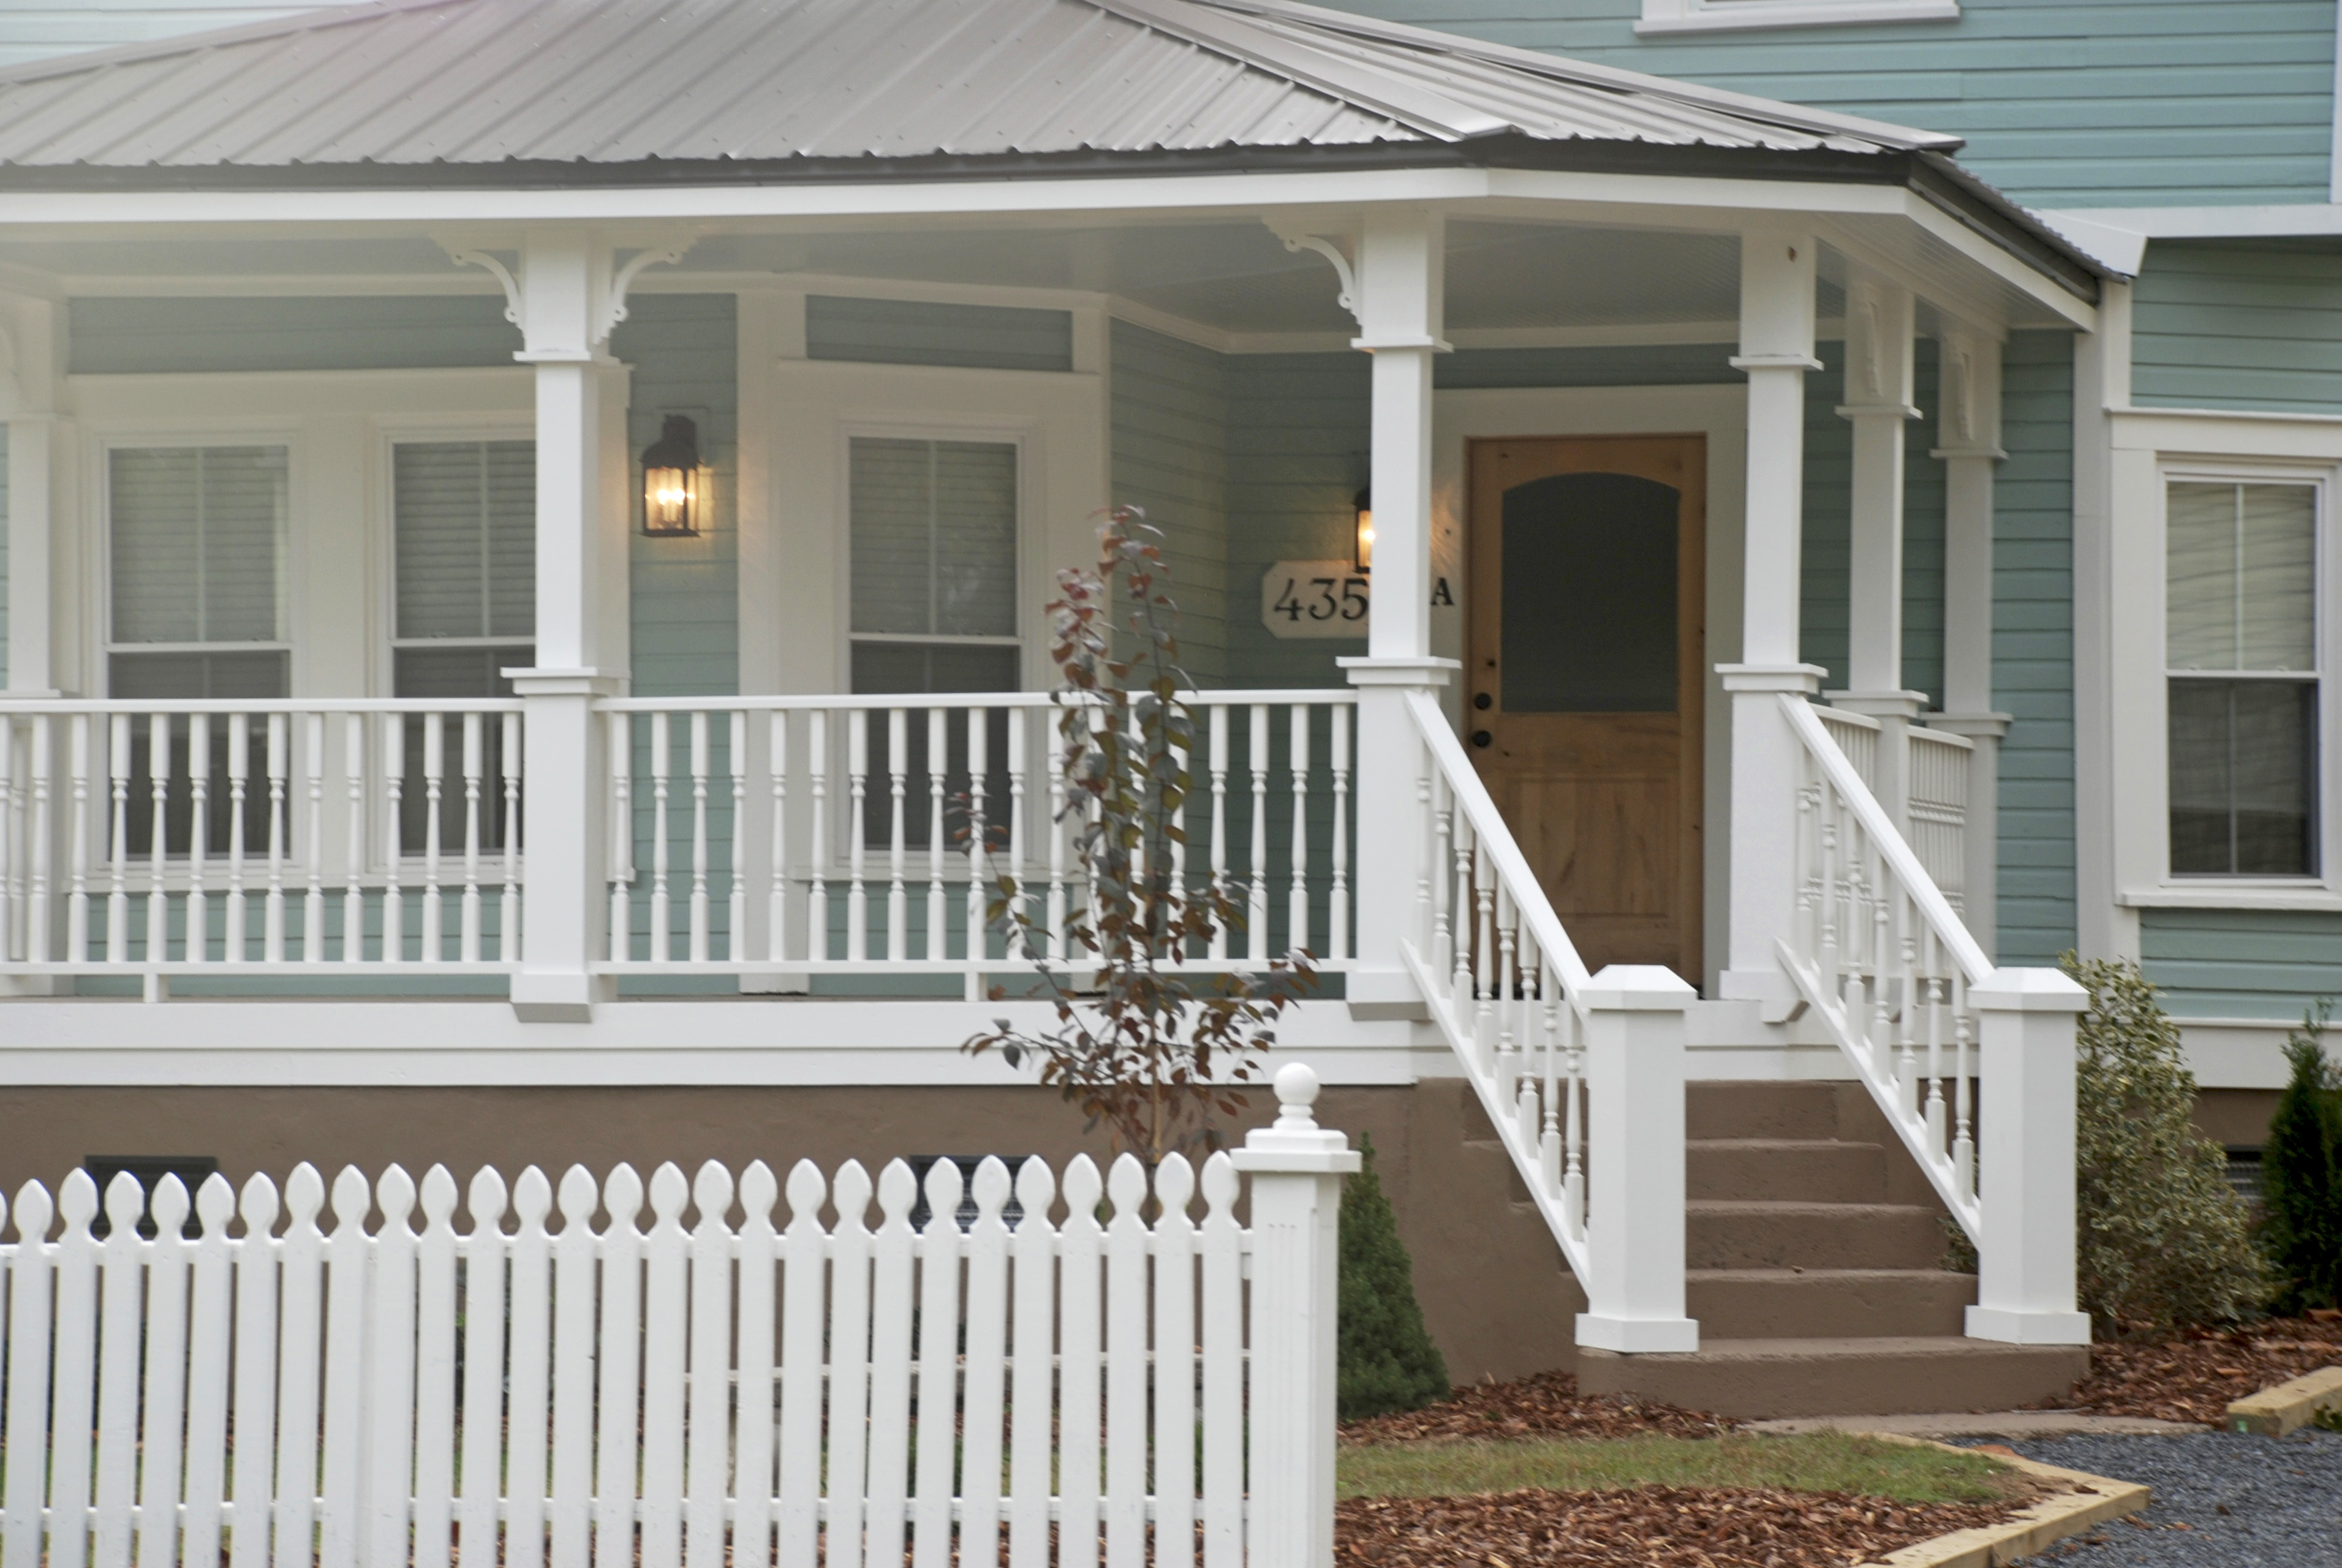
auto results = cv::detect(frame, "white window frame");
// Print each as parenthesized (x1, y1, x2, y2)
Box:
(1637, 0, 1957, 34)
(2156, 462, 2330, 885)
(374, 416, 537, 698)
(95, 428, 298, 698)
(2106, 410, 2342, 914)
(69, 369, 538, 701)
(838, 423, 1029, 694)
(745, 353, 1106, 699)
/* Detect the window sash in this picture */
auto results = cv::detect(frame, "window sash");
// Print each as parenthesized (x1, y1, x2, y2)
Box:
(394, 440, 535, 644)
(108, 445, 288, 651)
(848, 436, 1018, 641)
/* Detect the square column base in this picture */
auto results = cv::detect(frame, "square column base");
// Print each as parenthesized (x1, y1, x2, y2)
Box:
(1576, 1314, 1701, 1354)
(512, 971, 611, 1023)
(1965, 1306, 2092, 1346)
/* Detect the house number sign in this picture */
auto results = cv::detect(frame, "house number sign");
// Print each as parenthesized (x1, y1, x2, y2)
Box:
(1259, 562, 1453, 639)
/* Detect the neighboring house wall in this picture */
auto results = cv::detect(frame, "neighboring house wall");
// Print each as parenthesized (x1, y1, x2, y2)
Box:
(0, 3, 371, 67)
(1339, 0, 2336, 208)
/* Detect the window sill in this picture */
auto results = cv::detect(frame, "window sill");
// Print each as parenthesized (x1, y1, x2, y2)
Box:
(1636, 0, 1957, 32)
(2120, 884, 2342, 913)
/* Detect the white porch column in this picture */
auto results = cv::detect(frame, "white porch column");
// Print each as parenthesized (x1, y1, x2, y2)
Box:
(1966, 967, 2092, 1344)
(1827, 271, 1927, 826)
(1718, 227, 1824, 1008)
(1928, 326, 2011, 957)
(1338, 208, 1457, 1013)
(504, 230, 627, 1022)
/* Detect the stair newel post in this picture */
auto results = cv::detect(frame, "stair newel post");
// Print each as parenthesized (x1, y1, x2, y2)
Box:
(1963, 967, 2091, 1346)
(1576, 964, 1699, 1352)
(1233, 1063, 1359, 1568)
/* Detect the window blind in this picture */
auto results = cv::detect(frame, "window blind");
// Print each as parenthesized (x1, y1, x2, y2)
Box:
(849, 437, 1015, 639)
(109, 445, 287, 646)
(395, 440, 535, 641)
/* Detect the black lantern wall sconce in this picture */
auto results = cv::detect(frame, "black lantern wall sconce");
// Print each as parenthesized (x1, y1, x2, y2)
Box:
(640, 414, 712, 537)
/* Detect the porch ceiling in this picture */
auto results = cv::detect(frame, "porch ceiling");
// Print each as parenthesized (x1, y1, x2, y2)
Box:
(0, 216, 2079, 340)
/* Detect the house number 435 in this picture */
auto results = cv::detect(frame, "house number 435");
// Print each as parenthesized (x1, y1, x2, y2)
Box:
(1259, 560, 1452, 640)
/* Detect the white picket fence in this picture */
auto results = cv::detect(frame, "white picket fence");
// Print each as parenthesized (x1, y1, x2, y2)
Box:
(0, 1067, 1356, 1568)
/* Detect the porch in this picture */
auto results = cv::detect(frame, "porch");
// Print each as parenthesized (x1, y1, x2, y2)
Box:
(0, 0, 2110, 1405)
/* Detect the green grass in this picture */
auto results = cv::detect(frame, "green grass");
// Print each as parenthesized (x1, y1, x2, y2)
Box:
(1336, 1431, 2022, 1506)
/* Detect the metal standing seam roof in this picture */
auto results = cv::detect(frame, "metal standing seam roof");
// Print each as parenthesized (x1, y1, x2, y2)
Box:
(0, 0, 1968, 172)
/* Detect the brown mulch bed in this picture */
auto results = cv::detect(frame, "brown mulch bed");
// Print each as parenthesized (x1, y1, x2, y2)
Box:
(1334, 1487, 2018, 1567)
(1340, 1371, 1737, 1445)
(2029, 1310, 2342, 1425)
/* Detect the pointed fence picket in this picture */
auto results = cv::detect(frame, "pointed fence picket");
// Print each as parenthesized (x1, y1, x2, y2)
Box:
(0, 1069, 1351, 1568)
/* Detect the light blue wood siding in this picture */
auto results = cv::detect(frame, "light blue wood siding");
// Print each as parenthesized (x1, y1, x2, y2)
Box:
(2143, 908, 2342, 1019)
(1331, 1, 2336, 207)
(1994, 331, 2077, 965)
(2133, 239, 2342, 413)
(611, 296, 738, 699)
(1110, 321, 1230, 684)
(806, 296, 1073, 373)
(1225, 352, 1371, 690)
(0, 3, 370, 67)
(69, 296, 519, 373)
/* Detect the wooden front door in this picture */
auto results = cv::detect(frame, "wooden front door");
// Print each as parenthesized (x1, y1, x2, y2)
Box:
(1465, 435, 1704, 980)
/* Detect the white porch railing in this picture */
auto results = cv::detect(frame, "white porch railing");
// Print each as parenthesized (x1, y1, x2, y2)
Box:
(0, 701, 523, 978)
(1906, 724, 1974, 914)
(1781, 693, 1988, 1241)
(599, 691, 1354, 976)
(1394, 689, 1697, 1352)
(0, 1065, 1353, 1568)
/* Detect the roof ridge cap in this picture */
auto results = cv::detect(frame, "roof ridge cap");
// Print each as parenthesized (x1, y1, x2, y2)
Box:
(1082, 0, 1508, 141)
(1192, 0, 1964, 153)
(0, 0, 476, 89)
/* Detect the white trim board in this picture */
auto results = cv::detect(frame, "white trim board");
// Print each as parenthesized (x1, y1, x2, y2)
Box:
(1430, 382, 1748, 997)
(1637, 0, 1958, 33)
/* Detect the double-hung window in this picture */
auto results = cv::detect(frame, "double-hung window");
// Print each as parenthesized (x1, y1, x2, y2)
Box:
(847, 435, 1019, 846)
(390, 439, 534, 851)
(2166, 478, 2322, 878)
(107, 445, 290, 698)
(391, 440, 535, 696)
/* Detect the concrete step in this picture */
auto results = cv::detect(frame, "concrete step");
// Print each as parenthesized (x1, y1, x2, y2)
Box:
(1577, 1336, 2091, 1419)
(1687, 1080, 1841, 1142)
(1688, 1200, 1948, 1272)
(1687, 1268, 1976, 1340)
(1687, 1139, 1889, 1204)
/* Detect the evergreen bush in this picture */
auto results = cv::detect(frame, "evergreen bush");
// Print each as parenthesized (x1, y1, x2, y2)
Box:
(1337, 1136, 1448, 1420)
(2261, 999, 2342, 1312)
(2063, 954, 2268, 1336)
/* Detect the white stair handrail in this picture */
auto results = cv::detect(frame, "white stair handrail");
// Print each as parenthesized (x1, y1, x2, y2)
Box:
(1400, 690, 1596, 1286)
(1777, 693, 1988, 1242)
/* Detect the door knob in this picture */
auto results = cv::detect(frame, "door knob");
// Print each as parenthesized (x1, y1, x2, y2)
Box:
(1470, 729, 1492, 748)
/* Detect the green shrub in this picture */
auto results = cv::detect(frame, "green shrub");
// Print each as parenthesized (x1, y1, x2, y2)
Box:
(2063, 955, 2268, 1336)
(2261, 1000, 2342, 1312)
(1337, 1136, 1448, 1420)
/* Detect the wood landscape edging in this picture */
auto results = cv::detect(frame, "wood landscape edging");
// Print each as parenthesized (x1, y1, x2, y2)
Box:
(2224, 1363, 2342, 1437)
(1859, 1435, 2148, 1567)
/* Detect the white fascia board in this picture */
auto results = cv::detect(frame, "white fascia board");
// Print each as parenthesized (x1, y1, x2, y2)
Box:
(0, 997, 1443, 1087)
(0, 164, 1935, 232)
(2039, 203, 2342, 243)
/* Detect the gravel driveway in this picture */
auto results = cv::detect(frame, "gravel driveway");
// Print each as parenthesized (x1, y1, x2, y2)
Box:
(1966, 1428, 2342, 1566)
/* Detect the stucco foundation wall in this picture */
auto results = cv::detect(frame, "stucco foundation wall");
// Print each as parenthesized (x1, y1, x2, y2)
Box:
(0, 1077, 1581, 1386)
